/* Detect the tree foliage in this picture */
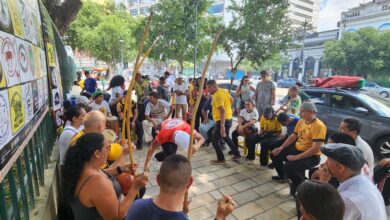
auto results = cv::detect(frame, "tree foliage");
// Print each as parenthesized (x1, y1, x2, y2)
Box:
(323, 28, 390, 78)
(221, 0, 293, 73)
(65, 0, 138, 71)
(134, 0, 221, 73)
(43, 0, 82, 35)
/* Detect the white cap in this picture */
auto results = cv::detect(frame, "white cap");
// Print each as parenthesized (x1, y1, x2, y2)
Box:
(174, 131, 190, 150)
(76, 95, 89, 105)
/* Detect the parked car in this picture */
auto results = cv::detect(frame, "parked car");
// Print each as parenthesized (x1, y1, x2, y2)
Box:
(277, 78, 299, 88)
(363, 81, 390, 99)
(302, 87, 390, 159)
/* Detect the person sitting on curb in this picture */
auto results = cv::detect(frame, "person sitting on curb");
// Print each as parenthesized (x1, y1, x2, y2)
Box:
(271, 102, 326, 196)
(317, 143, 387, 220)
(127, 154, 235, 220)
(245, 107, 282, 166)
(142, 91, 175, 144)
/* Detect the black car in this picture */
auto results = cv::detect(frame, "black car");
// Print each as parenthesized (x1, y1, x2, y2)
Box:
(302, 87, 390, 159)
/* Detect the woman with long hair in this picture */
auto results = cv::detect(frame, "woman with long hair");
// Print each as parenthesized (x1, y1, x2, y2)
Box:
(62, 133, 147, 220)
(106, 75, 126, 105)
(235, 75, 255, 114)
(59, 106, 86, 166)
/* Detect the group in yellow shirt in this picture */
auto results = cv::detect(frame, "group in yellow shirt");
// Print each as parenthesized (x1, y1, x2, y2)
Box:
(211, 88, 233, 121)
(293, 118, 327, 155)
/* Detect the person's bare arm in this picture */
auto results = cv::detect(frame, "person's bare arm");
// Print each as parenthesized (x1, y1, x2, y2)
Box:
(237, 116, 243, 127)
(191, 132, 205, 154)
(235, 86, 241, 97)
(144, 140, 160, 172)
(242, 119, 257, 129)
(91, 174, 147, 220)
(202, 109, 208, 123)
(132, 108, 138, 123)
(271, 88, 276, 106)
(272, 133, 298, 156)
(288, 142, 323, 161)
(165, 105, 175, 119)
(219, 107, 226, 137)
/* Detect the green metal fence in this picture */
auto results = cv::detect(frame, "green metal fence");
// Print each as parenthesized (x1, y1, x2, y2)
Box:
(0, 112, 57, 220)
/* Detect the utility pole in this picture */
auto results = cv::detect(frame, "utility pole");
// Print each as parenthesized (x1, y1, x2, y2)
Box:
(120, 39, 124, 76)
(193, 0, 199, 78)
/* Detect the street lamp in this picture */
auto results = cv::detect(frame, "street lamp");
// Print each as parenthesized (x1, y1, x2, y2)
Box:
(119, 39, 124, 75)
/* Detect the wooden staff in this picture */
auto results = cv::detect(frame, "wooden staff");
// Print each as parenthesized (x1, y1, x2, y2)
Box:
(183, 29, 222, 213)
(121, 13, 153, 168)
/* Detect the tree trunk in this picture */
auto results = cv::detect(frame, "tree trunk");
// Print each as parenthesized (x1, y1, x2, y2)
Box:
(43, 0, 83, 36)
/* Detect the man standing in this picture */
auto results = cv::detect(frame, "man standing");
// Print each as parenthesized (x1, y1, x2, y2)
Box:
(143, 92, 174, 143)
(319, 143, 387, 220)
(173, 76, 188, 119)
(271, 102, 326, 196)
(82, 70, 97, 94)
(207, 80, 241, 164)
(157, 77, 170, 102)
(338, 118, 374, 177)
(255, 70, 276, 117)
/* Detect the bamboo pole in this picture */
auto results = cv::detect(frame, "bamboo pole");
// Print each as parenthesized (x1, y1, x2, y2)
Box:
(183, 29, 221, 213)
(120, 13, 153, 168)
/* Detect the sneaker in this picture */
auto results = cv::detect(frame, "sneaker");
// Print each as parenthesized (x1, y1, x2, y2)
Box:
(247, 160, 255, 165)
(272, 176, 286, 181)
(231, 155, 241, 160)
(288, 179, 297, 197)
(211, 160, 226, 165)
(228, 151, 234, 155)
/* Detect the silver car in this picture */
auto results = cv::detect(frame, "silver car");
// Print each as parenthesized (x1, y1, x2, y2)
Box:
(303, 87, 390, 159)
(363, 81, 390, 99)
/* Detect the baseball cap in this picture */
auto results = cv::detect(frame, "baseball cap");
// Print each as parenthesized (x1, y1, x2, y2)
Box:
(174, 131, 190, 151)
(301, 102, 317, 113)
(92, 91, 103, 98)
(320, 143, 365, 171)
(76, 95, 89, 105)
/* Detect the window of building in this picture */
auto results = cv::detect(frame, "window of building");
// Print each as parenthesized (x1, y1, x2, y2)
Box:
(294, 12, 312, 20)
(140, 6, 149, 14)
(299, 0, 314, 5)
(130, 9, 138, 16)
(208, 3, 224, 14)
(140, 0, 156, 4)
(295, 4, 314, 13)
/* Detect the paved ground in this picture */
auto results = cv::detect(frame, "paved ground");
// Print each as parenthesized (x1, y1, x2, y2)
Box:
(132, 144, 297, 220)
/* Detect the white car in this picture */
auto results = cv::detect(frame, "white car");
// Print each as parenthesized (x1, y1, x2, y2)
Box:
(250, 75, 277, 88)
(363, 81, 390, 99)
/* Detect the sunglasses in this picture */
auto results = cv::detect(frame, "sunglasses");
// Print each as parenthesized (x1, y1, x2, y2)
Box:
(261, 75, 266, 78)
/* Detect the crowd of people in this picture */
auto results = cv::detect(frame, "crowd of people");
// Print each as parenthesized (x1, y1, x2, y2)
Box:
(57, 69, 389, 219)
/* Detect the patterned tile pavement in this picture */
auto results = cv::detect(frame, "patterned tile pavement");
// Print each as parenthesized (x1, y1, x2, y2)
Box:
(132, 144, 297, 220)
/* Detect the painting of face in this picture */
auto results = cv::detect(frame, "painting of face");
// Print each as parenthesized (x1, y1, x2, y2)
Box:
(0, 0, 11, 32)
(0, 90, 11, 147)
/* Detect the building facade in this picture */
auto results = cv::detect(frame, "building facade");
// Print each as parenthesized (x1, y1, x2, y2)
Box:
(339, 0, 390, 38)
(288, 0, 321, 30)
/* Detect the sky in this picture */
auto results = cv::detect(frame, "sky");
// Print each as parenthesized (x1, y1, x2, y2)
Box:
(318, 0, 365, 31)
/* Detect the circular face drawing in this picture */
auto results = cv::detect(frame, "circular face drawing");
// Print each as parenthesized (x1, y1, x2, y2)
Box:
(20, 2, 30, 40)
(11, 92, 23, 128)
(23, 85, 32, 117)
(0, 0, 11, 30)
(55, 110, 62, 126)
(2, 37, 17, 77)
(18, 43, 28, 73)
(0, 94, 10, 144)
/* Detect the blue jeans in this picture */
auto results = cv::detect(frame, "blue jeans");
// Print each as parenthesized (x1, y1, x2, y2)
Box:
(199, 119, 215, 139)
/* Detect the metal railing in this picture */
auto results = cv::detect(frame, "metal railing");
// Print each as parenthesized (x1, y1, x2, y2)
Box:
(0, 113, 56, 220)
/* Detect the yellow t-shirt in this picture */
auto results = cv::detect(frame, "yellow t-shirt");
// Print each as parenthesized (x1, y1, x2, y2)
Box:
(212, 89, 233, 121)
(260, 116, 282, 133)
(294, 118, 327, 154)
(79, 80, 85, 89)
(188, 84, 195, 106)
(69, 130, 85, 146)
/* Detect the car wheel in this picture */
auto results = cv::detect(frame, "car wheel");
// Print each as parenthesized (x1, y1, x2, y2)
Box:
(377, 136, 390, 158)
(380, 91, 389, 98)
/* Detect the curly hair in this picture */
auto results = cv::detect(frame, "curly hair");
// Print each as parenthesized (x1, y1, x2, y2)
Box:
(61, 132, 105, 202)
(107, 75, 125, 90)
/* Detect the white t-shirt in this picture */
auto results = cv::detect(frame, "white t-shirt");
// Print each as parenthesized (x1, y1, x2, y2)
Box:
(90, 100, 111, 115)
(145, 99, 171, 119)
(356, 136, 375, 178)
(173, 83, 187, 104)
(58, 125, 81, 165)
(110, 86, 124, 103)
(239, 108, 259, 122)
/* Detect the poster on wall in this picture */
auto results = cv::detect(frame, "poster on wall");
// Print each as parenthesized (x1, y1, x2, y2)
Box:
(0, 89, 11, 150)
(0, 0, 13, 34)
(52, 88, 60, 111)
(8, 85, 24, 134)
(21, 82, 33, 123)
(1, 31, 19, 87)
(7, 0, 23, 38)
(16, 38, 31, 83)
